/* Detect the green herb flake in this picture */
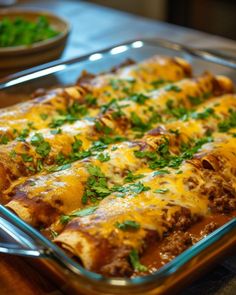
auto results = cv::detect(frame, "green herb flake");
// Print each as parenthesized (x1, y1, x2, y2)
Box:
(82, 165, 111, 204)
(9, 150, 17, 159)
(40, 113, 48, 120)
(218, 109, 236, 132)
(176, 170, 183, 174)
(191, 108, 215, 120)
(129, 249, 147, 272)
(50, 128, 62, 135)
(30, 133, 51, 158)
(95, 121, 112, 135)
(72, 138, 83, 152)
(165, 84, 182, 92)
(154, 188, 169, 194)
(36, 159, 43, 172)
(97, 152, 110, 162)
(0, 135, 9, 145)
(124, 171, 145, 183)
(60, 206, 98, 224)
(50, 229, 58, 239)
(115, 220, 140, 231)
(111, 146, 118, 151)
(188, 95, 202, 106)
(21, 153, 33, 162)
(151, 79, 167, 88)
(16, 128, 30, 141)
(127, 93, 149, 105)
(153, 169, 170, 176)
(49, 163, 72, 172)
(84, 94, 97, 106)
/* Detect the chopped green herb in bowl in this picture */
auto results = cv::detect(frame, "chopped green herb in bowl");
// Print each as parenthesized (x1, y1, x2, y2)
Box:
(0, 16, 60, 47)
(0, 10, 70, 75)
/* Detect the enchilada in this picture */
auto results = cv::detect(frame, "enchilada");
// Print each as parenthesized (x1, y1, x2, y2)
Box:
(0, 55, 235, 279)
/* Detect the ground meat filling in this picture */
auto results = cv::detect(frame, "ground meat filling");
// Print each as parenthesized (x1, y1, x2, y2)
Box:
(200, 222, 219, 237)
(100, 246, 133, 277)
(159, 221, 220, 263)
(160, 231, 193, 262)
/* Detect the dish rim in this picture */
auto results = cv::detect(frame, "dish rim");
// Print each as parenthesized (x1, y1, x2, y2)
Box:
(0, 37, 236, 293)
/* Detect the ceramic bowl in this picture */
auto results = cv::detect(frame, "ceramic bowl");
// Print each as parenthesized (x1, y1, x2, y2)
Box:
(0, 9, 70, 76)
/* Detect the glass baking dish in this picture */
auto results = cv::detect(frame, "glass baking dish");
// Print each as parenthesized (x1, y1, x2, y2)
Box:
(0, 38, 236, 294)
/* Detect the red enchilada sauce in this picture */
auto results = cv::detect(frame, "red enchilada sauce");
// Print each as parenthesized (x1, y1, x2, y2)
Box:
(136, 212, 236, 275)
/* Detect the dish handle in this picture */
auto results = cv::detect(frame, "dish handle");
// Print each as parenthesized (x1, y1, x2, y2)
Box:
(0, 211, 50, 258)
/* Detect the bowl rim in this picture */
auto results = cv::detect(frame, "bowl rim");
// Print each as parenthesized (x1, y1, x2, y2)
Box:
(0, 8, 70, 52)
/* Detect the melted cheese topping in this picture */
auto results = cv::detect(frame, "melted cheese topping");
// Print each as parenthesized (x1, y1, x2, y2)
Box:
(55, 136, 236, 272)
(1, 55, 235, 275)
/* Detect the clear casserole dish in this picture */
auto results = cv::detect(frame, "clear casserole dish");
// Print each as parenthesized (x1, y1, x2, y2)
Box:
(0, 38, 236, 294)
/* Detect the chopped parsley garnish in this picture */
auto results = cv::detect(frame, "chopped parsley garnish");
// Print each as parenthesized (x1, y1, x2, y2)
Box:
(100, 99, 116, 114)
(49, 102, 88, 128)
(127, 93, 149, 105)
(30, 133, 51, 158)
(95, 121, 112, 135)
(153, 169, 170, 176)
(21, 153, 33, 162)
(109, 78, 135, 94)
(50, 128, 62, 135)
(188, 92, 212, 106)
(0, 135, 9, 144)
(151, 79, 167, 88)
(129, 249, 147, 272)
(100, 135, 127, 145)
(82, 165, 111, 204)
(130, 182, 150, 194)
(114, 181, 150, 196)
(130, 112, 150, 133)
(176, 170, 183, 174)
(218, 109, 236, 132)
(191, 108, 215, 120)
(84, 94, 97, 106)
(50, 229, 58, 239)
(97, 152, 110, 162)
(27, 166, 36, 172)
(165, 84, 182, 92)
(91, 140, 107, 152)
(115, 220, 140, 231)
(72, 138, 83, 152)
(9, 150, 16, 159)
(165, 99, 189, 119)
(101, 99, 128, 119)
(36, 159, 43, 172)
(40, 113, 48, 120)
(124, 171, 145, 183)
(91, 136, 127, 152)
(154, 188, 169, 194)
(16, 128, 30, 141)
(188, 95, 202, 106)
(134, 136, 213, 170)
(60, 206, 98, 224)
(169, 129, 180, 135)
(158, 137, 170, 156)
(49, 163, 71, 172)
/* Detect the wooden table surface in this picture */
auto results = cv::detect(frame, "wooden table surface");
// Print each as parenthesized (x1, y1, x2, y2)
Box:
(1, 1, 236, 294)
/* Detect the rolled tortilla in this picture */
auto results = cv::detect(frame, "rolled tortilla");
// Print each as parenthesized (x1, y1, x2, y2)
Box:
(0, 73, 232, 191)
(54, 136, 236, 276)
(0, 56, 193, 141)
(4, 93, 236, 227)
